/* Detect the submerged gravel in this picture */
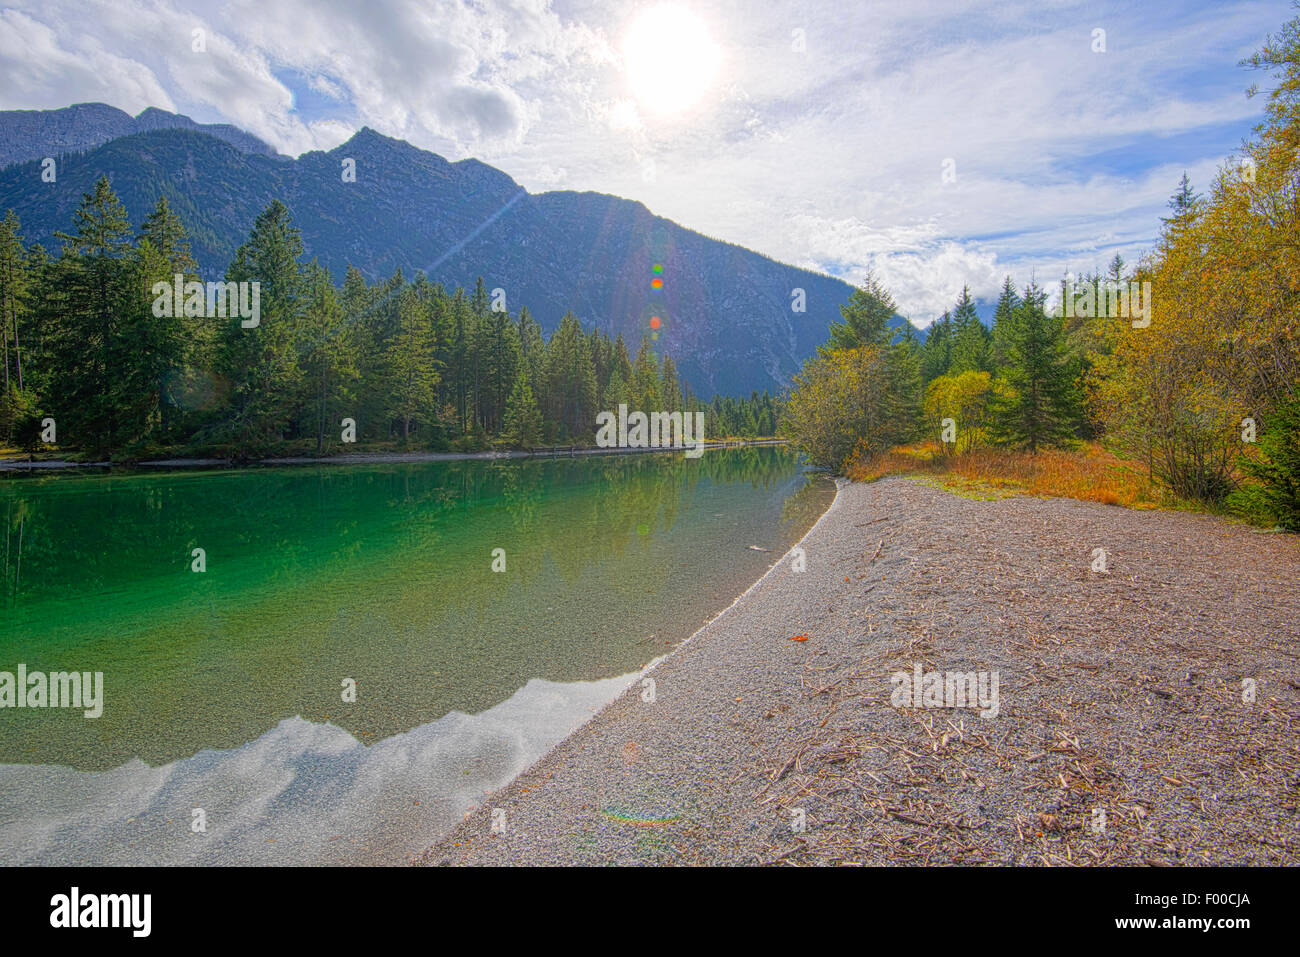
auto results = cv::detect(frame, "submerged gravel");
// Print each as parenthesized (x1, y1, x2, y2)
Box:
(418, 477, 1300, 866)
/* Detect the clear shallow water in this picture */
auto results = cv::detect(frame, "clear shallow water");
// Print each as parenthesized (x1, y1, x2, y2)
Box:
(0, 447, 833, 864)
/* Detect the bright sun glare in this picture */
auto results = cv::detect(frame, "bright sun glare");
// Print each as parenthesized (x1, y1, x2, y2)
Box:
(622, 4, 721, 117)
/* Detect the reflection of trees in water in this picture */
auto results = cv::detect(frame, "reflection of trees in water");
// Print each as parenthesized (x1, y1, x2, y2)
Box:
(496, 447, 808, 589)
(484, 454, 687, 590)
(0, 447, 827, 769)
(0, 447, 811, 623)
(698, 444, 806, 491)
(779, 472, 837, 542)
(1, 494, 29, 612)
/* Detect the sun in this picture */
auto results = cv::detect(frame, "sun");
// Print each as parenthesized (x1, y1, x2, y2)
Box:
(622, 4, 722, 117)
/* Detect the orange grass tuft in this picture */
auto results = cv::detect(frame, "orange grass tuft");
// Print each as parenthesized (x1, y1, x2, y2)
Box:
(844, 440, 1161, 509)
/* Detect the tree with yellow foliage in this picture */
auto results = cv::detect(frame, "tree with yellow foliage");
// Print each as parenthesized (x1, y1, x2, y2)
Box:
(924, 370, 993, 455)
(1090, 11, 1300, 503)
(781, 346, 899, 469)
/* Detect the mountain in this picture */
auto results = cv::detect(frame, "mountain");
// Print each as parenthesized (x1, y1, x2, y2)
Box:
(0, 102, 281, 169)
(0, 120, 910, 396)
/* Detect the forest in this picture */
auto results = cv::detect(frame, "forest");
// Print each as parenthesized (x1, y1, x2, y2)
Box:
(0, 184, 777, 459)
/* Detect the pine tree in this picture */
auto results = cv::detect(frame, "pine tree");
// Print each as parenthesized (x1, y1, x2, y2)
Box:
(215, 199, 306, 454)
(611, 333, 633, 389)
(449, 289, 472, 434)
(949, 285, 990, 374)
(630, 335, 662, 411)
(1162, 173, 1202, 232)
(589, 328, 613, 398)
(384, 283, 439, 443)
(0, 210, 29, 397)
(299, 261, 359, 453)
(116, 237, 187, 446)
(1107, 253, 1125, 285)
(659, 354, 683, 413)
(987, 280, 1080, 452)
(0, 211, 31, 443)
(1239, 395, 1300, 530)
(342, 265, 389, 442)
(19, 242, 51, 401)
(540, 313, 597, 441)
(136, 198, 204, 438)
(469, 277, 491, 431)
(49, 176, 136, 453)
(503, 368, 542, 448)
(921, 311, 953, 382)
(601, 364, 629, 412)
(990, 275, 1019, 370)
(139, 196, 197, 274)
(516, 306, 545, 391)
(481, 299, 520, 434)
(822, 271, 897, 353)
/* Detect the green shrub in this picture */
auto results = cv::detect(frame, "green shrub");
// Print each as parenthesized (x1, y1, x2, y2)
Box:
(450, 433, 488, 453)
(1235, 396, 1300, 530)
(2, 389, 44, 451)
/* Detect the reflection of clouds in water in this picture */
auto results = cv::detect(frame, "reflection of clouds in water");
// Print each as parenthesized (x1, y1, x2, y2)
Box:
(0, 670, 641, 865)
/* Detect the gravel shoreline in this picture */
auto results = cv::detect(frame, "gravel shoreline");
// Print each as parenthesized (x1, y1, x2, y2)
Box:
(418, 477, 1300, 866)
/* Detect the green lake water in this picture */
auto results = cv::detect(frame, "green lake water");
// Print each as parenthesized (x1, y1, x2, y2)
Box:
(0, 446, 833, 864)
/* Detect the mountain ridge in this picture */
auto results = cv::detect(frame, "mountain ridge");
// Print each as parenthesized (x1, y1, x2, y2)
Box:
(0, 110, 910, 396)
(0, 102, 282, 169)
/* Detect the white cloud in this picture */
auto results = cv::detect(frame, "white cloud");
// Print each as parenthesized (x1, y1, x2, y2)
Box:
(0, 8, 176, 114)
(0, 0, 1281, 320)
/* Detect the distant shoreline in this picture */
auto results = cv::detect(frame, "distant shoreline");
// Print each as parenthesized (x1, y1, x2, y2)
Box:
(0, 438, 788, 473)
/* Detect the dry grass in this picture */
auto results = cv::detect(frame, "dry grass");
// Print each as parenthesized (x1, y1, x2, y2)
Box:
(845, 440, 1164, 509)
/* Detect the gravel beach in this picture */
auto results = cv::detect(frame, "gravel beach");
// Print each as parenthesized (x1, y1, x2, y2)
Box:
(418, 477, 1300, 866)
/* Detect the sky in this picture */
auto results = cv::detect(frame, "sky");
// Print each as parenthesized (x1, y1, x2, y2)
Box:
(0, 0, 1287, 324)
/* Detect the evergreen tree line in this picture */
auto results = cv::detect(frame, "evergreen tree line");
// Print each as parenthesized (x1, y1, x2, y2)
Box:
(0, 177, 777, 458)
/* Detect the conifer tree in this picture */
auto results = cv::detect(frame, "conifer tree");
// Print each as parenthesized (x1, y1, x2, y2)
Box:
(449, 288, 472, 433)
(1107, 253, 1125, 286)
(1162, 172, 1203, 233)
(949, 285, 990, 374)
(49, 176, 136, 453)
(480, 299, 520, 434)
(503, 368, 542, 448)
(384, 282, 439, 442)
(821, 270, 897, 354)
(106, 237, 183, 445)
(0, 210, 29, 398)
(136, 197, 206, 437)
(921, 311, 953, 382)
(601, 364, 629, 412)
(611, 333, 633, 389)
(888, 325, 923, 441)
(990, 275, 1019, 370)
(215, 199, 306, 453)
(516, 306, 544, 390)
(630, 335, 662, 411)
(540, 313, 597, 441)
(660, 354, 683, 413)
(987, 280, 1080, 452)
(139, 196, 197, 275)
(299, 261, 359, 453)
